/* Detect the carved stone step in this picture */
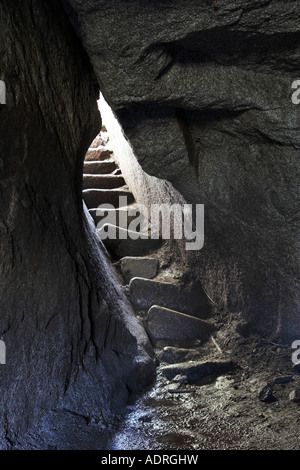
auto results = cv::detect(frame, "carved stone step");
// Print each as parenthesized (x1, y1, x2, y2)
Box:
(83, 189, 134, 209)
(129, 277, 211, 317)
(85, 148, 113, 162)
(98, 224, 162, 258)
(160, 360, 234, 384)
(89, 204, 140, 228)
(83, 160, 116, 175)
(118, 256, 159, 283)
(146, 305, 214, 346)
(83, 174, 125, 190)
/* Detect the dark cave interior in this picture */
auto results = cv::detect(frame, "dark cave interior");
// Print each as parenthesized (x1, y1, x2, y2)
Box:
(0, 0, 299, 450)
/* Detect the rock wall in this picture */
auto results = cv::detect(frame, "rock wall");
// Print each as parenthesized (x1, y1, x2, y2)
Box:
(97, 93, 189, 255)
(0, 0, 154, 449)
(66, 0, 300, 341)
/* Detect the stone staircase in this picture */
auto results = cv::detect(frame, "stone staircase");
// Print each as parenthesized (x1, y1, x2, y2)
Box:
(83, 128, 162, 258)
(83, 127, 221, 370)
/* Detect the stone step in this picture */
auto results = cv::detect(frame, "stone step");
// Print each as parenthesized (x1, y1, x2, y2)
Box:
(82, 174, 125, 190)
(89, 204, 140, 228)
(146, 305, 214, 347)
(83, 160, 116, 175)
(160, 360, 234, 384)
(98, 224, 163, 258)
(129, 278, 211, 317)
(83, 189, 134, 209)
(89, 203, 148, 230)
(157, 346, 203, 364)
(85, 148, 113, 162)
(118, 256, 159, 283)
(112, 168, 122, 176)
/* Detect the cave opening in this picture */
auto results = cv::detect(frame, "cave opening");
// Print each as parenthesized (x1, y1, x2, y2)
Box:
(82, 93, 142, 253)
(81, 94, 202, 262)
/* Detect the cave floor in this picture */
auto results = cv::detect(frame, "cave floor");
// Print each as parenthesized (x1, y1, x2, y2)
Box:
(107, 334, 300, 450)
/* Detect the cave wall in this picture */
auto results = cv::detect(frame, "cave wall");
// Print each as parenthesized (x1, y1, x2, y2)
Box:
(0, 0, 154, 449)
(65, 0, 300, 341)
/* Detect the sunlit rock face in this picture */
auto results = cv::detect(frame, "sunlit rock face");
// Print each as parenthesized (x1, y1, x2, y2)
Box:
(65, 0, 300, 340)
(0, 0, 154, 449)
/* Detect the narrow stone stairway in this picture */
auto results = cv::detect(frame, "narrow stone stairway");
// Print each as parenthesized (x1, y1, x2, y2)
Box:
(83, 128, 162, 258)
(82, 126, 227, 350)
(82, 127, 234, 449)
(83, 128, 134, 221)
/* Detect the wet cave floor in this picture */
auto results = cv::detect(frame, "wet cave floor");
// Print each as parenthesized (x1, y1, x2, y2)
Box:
(107, 335, 300, 450)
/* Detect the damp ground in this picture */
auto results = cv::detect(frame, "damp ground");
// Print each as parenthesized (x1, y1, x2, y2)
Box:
(107, 330, 300, 450)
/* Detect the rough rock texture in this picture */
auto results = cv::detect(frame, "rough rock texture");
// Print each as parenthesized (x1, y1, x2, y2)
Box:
(118, 257, 158, 284)
(65, 0, 300, 341)
(129, 278, 211, 317)
(146, 305, 215, 346)
(160, 360, 234, 383)
(157, 346, 204, 365)
(0, 0, 154, 449)
(289, 389, 300, 403)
